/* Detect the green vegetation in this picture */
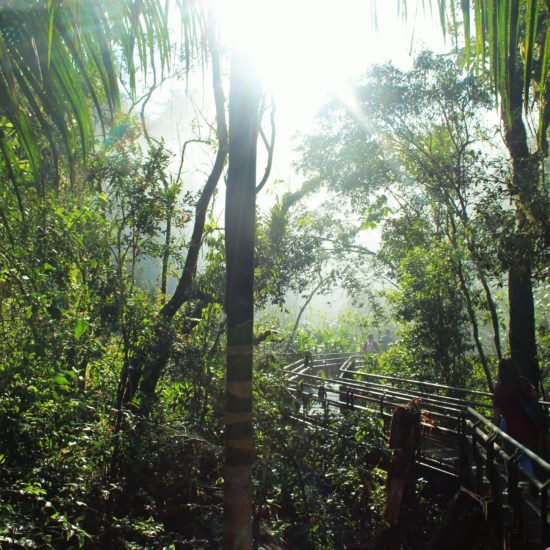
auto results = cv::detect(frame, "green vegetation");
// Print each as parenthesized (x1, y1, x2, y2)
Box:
(0, 1, 548, 548)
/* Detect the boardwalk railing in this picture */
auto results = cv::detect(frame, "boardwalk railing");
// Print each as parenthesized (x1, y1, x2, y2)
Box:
(461, 407, 550, 547)
(283, 352, 550, 548)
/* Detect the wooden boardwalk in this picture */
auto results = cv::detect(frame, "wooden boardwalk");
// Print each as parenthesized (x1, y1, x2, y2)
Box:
(283, 353, 550, 549)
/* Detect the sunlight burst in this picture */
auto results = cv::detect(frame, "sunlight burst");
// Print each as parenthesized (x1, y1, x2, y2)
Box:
(214, 1, 444, 128)
(215, 0, 379, 118)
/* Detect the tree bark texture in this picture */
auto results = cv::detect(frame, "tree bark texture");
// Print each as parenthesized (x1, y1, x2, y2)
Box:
(376, 399, 421, 550)
(508, 260, 539, 385)
(501, 64, 541, 388)
(223, 48, 261, 550)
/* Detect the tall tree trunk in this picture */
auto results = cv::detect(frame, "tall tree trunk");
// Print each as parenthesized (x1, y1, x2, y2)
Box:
(501, 64, 541, 388)
(223, 48, 261, 550)
(508, 258, 539, 385)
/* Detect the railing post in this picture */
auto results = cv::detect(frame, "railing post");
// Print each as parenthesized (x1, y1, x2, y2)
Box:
(457, 413, 468, 482)
(302, 391, 309, 416)
(380, 393, 386, 430)
(296, 378, 305, 416)
(472, 427, 483, 492)
(339, 384, 346, 413)
(318, 384, 328, 424)
(541, 480, 549, 545)
(485, 434, 499, 521)
(486, 434, 497, 494)
(506, 452, 525, 548)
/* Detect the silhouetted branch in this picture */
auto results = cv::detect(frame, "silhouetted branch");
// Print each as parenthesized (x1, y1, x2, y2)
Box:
(256, 96, 276, 192)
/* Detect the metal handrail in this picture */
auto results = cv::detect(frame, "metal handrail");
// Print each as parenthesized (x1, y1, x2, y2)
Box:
(289, 373, 466, 422)
(345, 360, 550, 408)
(341, 365, 493, 399)
(284, 354, 550, 546)
(330, 375, 489, 410)
(291, 377, 458, 418)
(467, 407, 550, 473)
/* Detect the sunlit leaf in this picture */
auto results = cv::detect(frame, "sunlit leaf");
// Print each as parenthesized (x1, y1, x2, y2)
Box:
(74, 318, 90, 339)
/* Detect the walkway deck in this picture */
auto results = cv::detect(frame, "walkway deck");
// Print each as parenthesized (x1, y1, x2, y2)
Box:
(283, 353, 550, 549)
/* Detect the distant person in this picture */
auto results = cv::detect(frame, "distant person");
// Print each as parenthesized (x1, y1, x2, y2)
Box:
(380, 328, 395, 351)
(493, 357, 540, 476)
(363, 334, 379, 354)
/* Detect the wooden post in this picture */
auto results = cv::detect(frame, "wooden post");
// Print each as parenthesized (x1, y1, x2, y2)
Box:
(375, 398, 421, 550)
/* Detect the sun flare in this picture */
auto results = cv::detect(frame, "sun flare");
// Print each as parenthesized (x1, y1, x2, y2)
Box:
(215, 0, 443, 126)
(216, 1, 377, 112)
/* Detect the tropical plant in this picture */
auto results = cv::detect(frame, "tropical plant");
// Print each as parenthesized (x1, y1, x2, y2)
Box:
(0, 0, 194, 183)
(403, 0, 550, 388)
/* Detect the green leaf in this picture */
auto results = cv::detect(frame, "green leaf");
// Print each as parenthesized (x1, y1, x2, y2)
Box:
(53, 374, 70, 386)
(74, 318, 90, 339)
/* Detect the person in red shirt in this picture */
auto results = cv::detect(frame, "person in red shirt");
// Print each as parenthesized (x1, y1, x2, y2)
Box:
(493, 358, 539, 475)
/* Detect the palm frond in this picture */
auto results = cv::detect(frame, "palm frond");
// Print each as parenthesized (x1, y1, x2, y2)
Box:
(401, 0, 550, 124)
(472, 0, 550, 123)
(0, 0, 206, 186)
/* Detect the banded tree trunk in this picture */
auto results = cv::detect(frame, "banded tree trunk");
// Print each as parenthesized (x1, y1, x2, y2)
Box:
(223, 49, 261, 550)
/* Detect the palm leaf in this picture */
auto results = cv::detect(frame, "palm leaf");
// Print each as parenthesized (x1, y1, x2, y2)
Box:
(402, 1, 550, 131)
(0, 0, 206, 186)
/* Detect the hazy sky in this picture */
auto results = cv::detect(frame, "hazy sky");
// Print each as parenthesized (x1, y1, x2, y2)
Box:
(144, 1, 449, 321)
(147, 1, 447, 190)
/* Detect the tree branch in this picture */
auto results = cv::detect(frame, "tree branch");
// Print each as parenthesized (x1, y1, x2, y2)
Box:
(160, 19, 228, 320)
(256, 96, 276, 193)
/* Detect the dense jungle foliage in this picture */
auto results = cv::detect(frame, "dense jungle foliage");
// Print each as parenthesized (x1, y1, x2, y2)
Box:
(0, 0, 549, 548)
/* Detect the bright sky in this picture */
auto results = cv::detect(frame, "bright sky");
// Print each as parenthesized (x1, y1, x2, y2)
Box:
(217, 0, 445, 128)
(144, 0, 449, 316)
(215, 0, 447, 186)
(148, 0, 447, 186)
(215, 1, 448, 321)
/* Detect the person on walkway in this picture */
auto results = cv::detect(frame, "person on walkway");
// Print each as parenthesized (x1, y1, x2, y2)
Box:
(493, 357, 539, 476)
(363, 334, 379, 354)
(380, 328, 395, 352)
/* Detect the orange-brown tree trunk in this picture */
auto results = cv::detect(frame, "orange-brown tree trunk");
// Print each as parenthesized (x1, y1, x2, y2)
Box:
(223, 47, 261, 550)
(376, 399, 421, 550)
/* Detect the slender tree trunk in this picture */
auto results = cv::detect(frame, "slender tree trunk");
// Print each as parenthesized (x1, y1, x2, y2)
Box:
(478, 274, 502, 360)
(449, 180, 503, 366)
(285, 276, 325, 353)
(160, 197, 173, 302)
(120, 21, 228, 409)
(452, 189, 503, 362)
(447, 215, 493, 391)
(158, 25, 228, 321)
(456, 264, 493, 391)
(223, 48, 261, 550)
